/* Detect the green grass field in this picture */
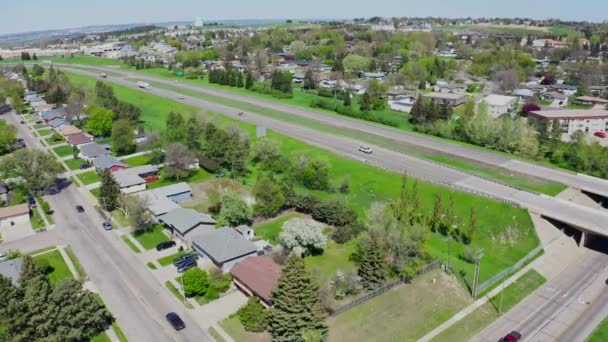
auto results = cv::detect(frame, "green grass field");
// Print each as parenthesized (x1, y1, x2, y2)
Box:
(220, 316, 269, 342)
(306, 240, 358, 286)
(65, 71, 540, 286)
(53, 145, 74, 157)
(33, 250, 73, 285)
(44, 136, 65, 146)
(121, 235, 141, 253)
(0, 54, 122, 66)
(37, 128, 53, 136)
(208, 327, 227, 342)
(253, 212, 304, 245)
(157, 251, 186, 267)
(65, 158, 90, 170)
(78, 170, 101, 185)
(64, 247, 86, 281)
(431, 269, 546, 341)
(132, 224, 170, 250)
(328, 269, 472, 342)
(588, 318, 608, 342)
(122, 154, 152, 167)
(147, 168, 214, 189)
(30, 209, 46, 230)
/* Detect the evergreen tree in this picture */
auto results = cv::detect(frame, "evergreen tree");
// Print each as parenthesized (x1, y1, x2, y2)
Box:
(342, 91, 351, 107)
(430, 192, 443, 232)
(358, 237, 386, 290)
(268, 254, 327, 342)
(303, 69, 316, 90)
(99, 170, 120, 211)
(360, 92, 372, 112)
(245, 71, 254, 89)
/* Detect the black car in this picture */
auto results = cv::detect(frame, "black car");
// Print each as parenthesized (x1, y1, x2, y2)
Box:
(19, 120, 25, 124)
(155, 241, 176, 251)
(28, 195, 37, 207)
(165, 312, 185, 331)
(177, 260, 197, 273)
(75, 205, 85, 213)
(80, 164, 92, 170)
(172, 253, 198, 267)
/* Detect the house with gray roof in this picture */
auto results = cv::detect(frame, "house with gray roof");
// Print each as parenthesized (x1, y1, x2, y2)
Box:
(159, 207, 216, 245)
(48, 118, 68, 130)
(78, 143, 110, 161)
(92, 155, 127, 172)
(136, 183, 192, 218)
(113, 172, 147, 194)
(192, 227, 258, 271)
(0, 258, 23, 286)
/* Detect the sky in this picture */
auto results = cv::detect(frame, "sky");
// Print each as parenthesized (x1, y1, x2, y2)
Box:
(1, 0, 607, 35)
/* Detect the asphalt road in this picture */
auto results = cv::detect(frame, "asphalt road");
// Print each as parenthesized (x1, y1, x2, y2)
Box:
(557, 278, 608, 342)
(2, 111, 211, 341)
(471, 249, 608, 342)
(59, 66, 608, 238)
(60, 64, 608, 199)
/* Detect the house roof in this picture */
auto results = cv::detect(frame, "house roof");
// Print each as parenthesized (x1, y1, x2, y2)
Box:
(543, 91, 568, 100)
(0, 258, 23, 287)
(58, 125, 82, 136)
(529, 109, 608, 120)
(576, 96, 608, 104)
(160, 207, 215, 235)
(513, 89, 534, 97)
(482, 94, 516, 106)
(149, 182, 191, 198)
(66, 133, 93, 146)
(0, 204, 30, 220)
(234, 225, 251, 235)
(120, 164, 159, 176)
(79, 143, 110, 159)
(192, 227, 257, 264)
(230, 256, 281, 304)
(423, 92, 466, 101)
(33, 103, 54, 112)
(113, 172, 146, 188)
(47, 118, 67, 128)
(92, 155, 126, 171)
(42, 108, 65, 120)
(137, 191, 180, 216)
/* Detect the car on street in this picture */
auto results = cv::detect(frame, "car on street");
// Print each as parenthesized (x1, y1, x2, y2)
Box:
(594, 131, 606, 138)
(0, 251, 8, 261)
(177, 259, 197, 273)
(499, 331, 522, 342)
(165, 312, 185, 331)
(155, 241, 176, 251)
(358, 145, 373, 154)
(28, 195, 36, 207)
(102, 221, 112, 231)
(172, 253, 198, 267)
(75, 205, 85, 213)
(99, 73, 107, 78)
(79, 164, 92, 170)
(19, 120, 25, 124)
(177, 95, 185, 100)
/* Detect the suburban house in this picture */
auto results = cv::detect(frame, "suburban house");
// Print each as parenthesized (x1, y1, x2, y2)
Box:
(137, 183, 192, 218)
(78, 143, 110, 161)
(480, 94, 517, 118)
(0, 258, 23, 286)
(361, 72, 387, 81)
(191, 227, 258, 271)
(113, 172, 147, 194)
(0, 183, 9, 202)
(575, 96, 608, 107)
(230, 256, 281, 307)
(33, 103, 54, 113)
(528, 109, 608, 137)
(48, 118, 68, 130)
(542, 92, 569, 107)
(159, 207, 216, 245)
(92, 155, 127, 172)
(389, 96, 416, 113)
(66, 133, 94, 146)
(512, 89, 535, 101)
(0, 204, 31, 231)
(41, 108, 65, 123)
(234, 225, 255, 240)
(423, 92, 466, 107)
(58, 125, 82, 137)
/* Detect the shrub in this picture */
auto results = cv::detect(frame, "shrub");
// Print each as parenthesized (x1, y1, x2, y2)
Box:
(182, 268, 209, 297)
(338, 176, 351, 194)
(217, 192, 252, 227)
(237, 297, 269, 332)
(279, 218, 327, 255)
(291, 193, 319, 213)
(312, 200, 357, 227)
(332, 225, 353, 244)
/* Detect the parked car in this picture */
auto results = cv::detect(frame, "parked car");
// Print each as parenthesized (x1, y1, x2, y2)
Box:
(358, 145, 373, 154)
(594, 131, 606, 138)
(155, 241, 176, 251)
(35, 120, 42, 124)
(0, 251, 8, 261)
(499, 331, 522, 342)
(75, 205, 85, 213)
(28, 195, 36, 207)
(165, 312, 185, 331)
(102, 221, 112, 231)
(177, 260, 197, 273)
(79, 164, 92, 170)
(99, 73, 107, 78)
(19, 120, 25, 124)
(172, 253, 198, 267)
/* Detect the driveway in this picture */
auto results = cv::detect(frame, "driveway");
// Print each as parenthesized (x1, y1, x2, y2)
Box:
(0, 217, 35, 242)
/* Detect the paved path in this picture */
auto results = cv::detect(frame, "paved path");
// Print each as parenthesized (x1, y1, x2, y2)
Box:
(57, 245, 80, 279)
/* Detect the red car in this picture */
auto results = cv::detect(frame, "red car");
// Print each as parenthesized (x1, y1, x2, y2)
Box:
(594, 131, 606, 138)
(499, 331, 522, 342)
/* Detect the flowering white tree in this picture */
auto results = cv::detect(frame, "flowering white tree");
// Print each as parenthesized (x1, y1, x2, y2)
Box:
(279, 218, 327, 256)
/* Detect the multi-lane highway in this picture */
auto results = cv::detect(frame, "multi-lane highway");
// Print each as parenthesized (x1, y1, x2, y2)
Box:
(58, 63, 608, 199)
(2, 111, 211, 342)
(58, 66, 608, 239)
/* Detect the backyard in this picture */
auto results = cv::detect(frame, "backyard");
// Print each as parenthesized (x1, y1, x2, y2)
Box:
(33, 249, 73, 285)
(253, 212, 304, 245)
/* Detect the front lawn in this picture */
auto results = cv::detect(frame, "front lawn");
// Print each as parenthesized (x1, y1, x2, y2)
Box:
(110, 210, 130, 227)
(147, 168, 214, 189)
(220, 316, 270, 342)
(53, 145, 74, 157)
(37, 128, 53, 136)
(253, 212, 304, 245)
(132, 224, 170, 250)
(328, 269, 472, 342)
(122, 154, 152, 167)
(30, 210, 46, 230)
(431, 269, 546, 341)
(157, 250, 185, 266)
(65, 158, 90, 170)
(78, 170, 101, 185)
(44, 136, 64, 146)
(33, 250, 73, 286)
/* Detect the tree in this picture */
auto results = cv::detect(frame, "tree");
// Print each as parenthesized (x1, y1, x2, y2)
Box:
(0, 149, 63, 193)
(182, 267, 209, 297)
(99, 170, 120, 211)
(66, 86, 87, 123)
(251, 138, 281, 165)
(218, 192, 252, 227)
(279, 218, 327, 256)
(360, 91, 372, 112)
(165, 111, 186, 143)
(268, 254, 327, 342)
(245, 71, 254, 89)
(253, 173, 285, 217)
(303, 69, 316, 90)
(0, 120, 17, 155)
(343, 54, 370, 73)
(85, 106, 114, 137)
(430, 193, 443, 232)
(237, 297, 269, 332)
(111, 119, 136, 155)
(358, 237, 386, 290)
(164, 143, 195, 179)
(127, 195, 153, 233)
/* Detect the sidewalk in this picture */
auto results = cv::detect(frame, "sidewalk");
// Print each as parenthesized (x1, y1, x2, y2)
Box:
(57, 245, 81, 280)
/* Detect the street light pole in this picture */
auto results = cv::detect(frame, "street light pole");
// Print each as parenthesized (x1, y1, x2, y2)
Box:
(181, 273, 186, 305)
(472, 251, 483, 298)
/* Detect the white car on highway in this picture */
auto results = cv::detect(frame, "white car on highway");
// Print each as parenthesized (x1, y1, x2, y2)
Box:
(358, 145, 373, 154)
(177, 95, 185, 100)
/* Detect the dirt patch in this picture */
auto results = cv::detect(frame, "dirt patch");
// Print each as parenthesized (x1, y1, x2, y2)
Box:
(181, 178, 252, 212)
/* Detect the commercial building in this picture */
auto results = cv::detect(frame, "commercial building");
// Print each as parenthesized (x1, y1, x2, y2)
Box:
(423, 92, 466, 107)
(528, 109, 608, 136)
(480, 94, 517, 118)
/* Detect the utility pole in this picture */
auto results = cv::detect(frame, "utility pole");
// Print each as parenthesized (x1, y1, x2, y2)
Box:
(472, 251, 484, 298)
